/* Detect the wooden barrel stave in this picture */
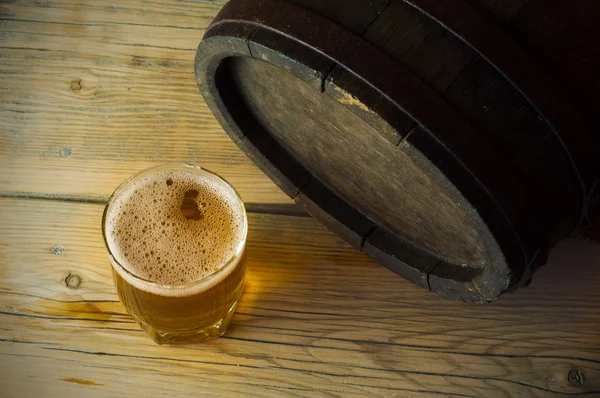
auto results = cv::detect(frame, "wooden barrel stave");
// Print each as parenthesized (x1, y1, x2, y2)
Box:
(505, 0, 600, 142)
(286, 0, 389, 35)
(363, 0, 478, 96)
(464, 0, 530, 24)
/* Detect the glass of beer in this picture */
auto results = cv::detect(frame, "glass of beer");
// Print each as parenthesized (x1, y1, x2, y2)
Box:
(102, 164, 247, 344)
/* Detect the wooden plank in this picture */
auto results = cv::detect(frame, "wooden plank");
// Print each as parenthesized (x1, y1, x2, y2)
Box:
(465, 0, 529, 24)
(287, 0, 389, 34)
(0, 0, 228, 26)
(0, 0, 291, 204)
(1, 197, 599, 397)
(445, 57, 552, 159)
(506, 0, 600, 137)
(364, 0, 476, 95)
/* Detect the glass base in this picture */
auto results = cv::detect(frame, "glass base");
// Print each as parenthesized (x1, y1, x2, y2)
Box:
(135, 301, 239, 345)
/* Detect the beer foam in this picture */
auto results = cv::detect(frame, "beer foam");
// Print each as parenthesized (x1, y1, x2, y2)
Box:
(105, 167, 246, 297)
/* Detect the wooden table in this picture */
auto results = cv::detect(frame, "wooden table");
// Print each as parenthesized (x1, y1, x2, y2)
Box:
(1, 1, 599, 396)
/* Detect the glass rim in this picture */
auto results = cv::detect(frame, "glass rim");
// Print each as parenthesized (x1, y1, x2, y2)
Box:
(101, 163, 248, 292)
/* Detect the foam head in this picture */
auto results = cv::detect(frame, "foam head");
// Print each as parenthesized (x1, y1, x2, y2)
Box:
(104, 165, 246, 295)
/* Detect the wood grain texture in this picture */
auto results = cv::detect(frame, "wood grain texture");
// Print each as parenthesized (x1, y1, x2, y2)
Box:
(364, 0, 476, 95)
(227, 57, 486, 264)
(2, 1, 600, 396)
(1, 197, 599, 397)
(0, 0, 291, 205)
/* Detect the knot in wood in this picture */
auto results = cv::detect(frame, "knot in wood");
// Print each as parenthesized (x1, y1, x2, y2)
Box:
(568, 369, 585, 387)
(59, 148, 72, 158)
(51, 245, 64, 255)
(70, 79, 82, 92)
(65, 273, 82, 289)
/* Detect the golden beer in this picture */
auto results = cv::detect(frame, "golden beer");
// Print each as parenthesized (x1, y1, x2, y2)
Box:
(102, 164, 247, 344)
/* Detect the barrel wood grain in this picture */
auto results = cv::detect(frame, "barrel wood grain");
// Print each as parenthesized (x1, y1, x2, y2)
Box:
(0, 0, 291, 205)
(1, 197, 600, 397)
(364, 0, 476, 95)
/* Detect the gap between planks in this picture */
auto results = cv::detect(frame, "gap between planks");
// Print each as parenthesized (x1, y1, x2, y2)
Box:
(0, 191, 309, 218)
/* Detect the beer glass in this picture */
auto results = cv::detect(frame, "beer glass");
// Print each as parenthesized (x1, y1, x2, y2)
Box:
(102, 164, 247, 344)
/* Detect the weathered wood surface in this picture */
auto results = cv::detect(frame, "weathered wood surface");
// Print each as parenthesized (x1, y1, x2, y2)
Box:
(1, 197, 599, 397)
(228, 57, 486, 264)
(0, 0, 290, 204)
(1, 0, 600, 397)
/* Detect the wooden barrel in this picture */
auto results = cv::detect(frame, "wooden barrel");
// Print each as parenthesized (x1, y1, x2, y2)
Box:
(195, 0, 600, 302)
